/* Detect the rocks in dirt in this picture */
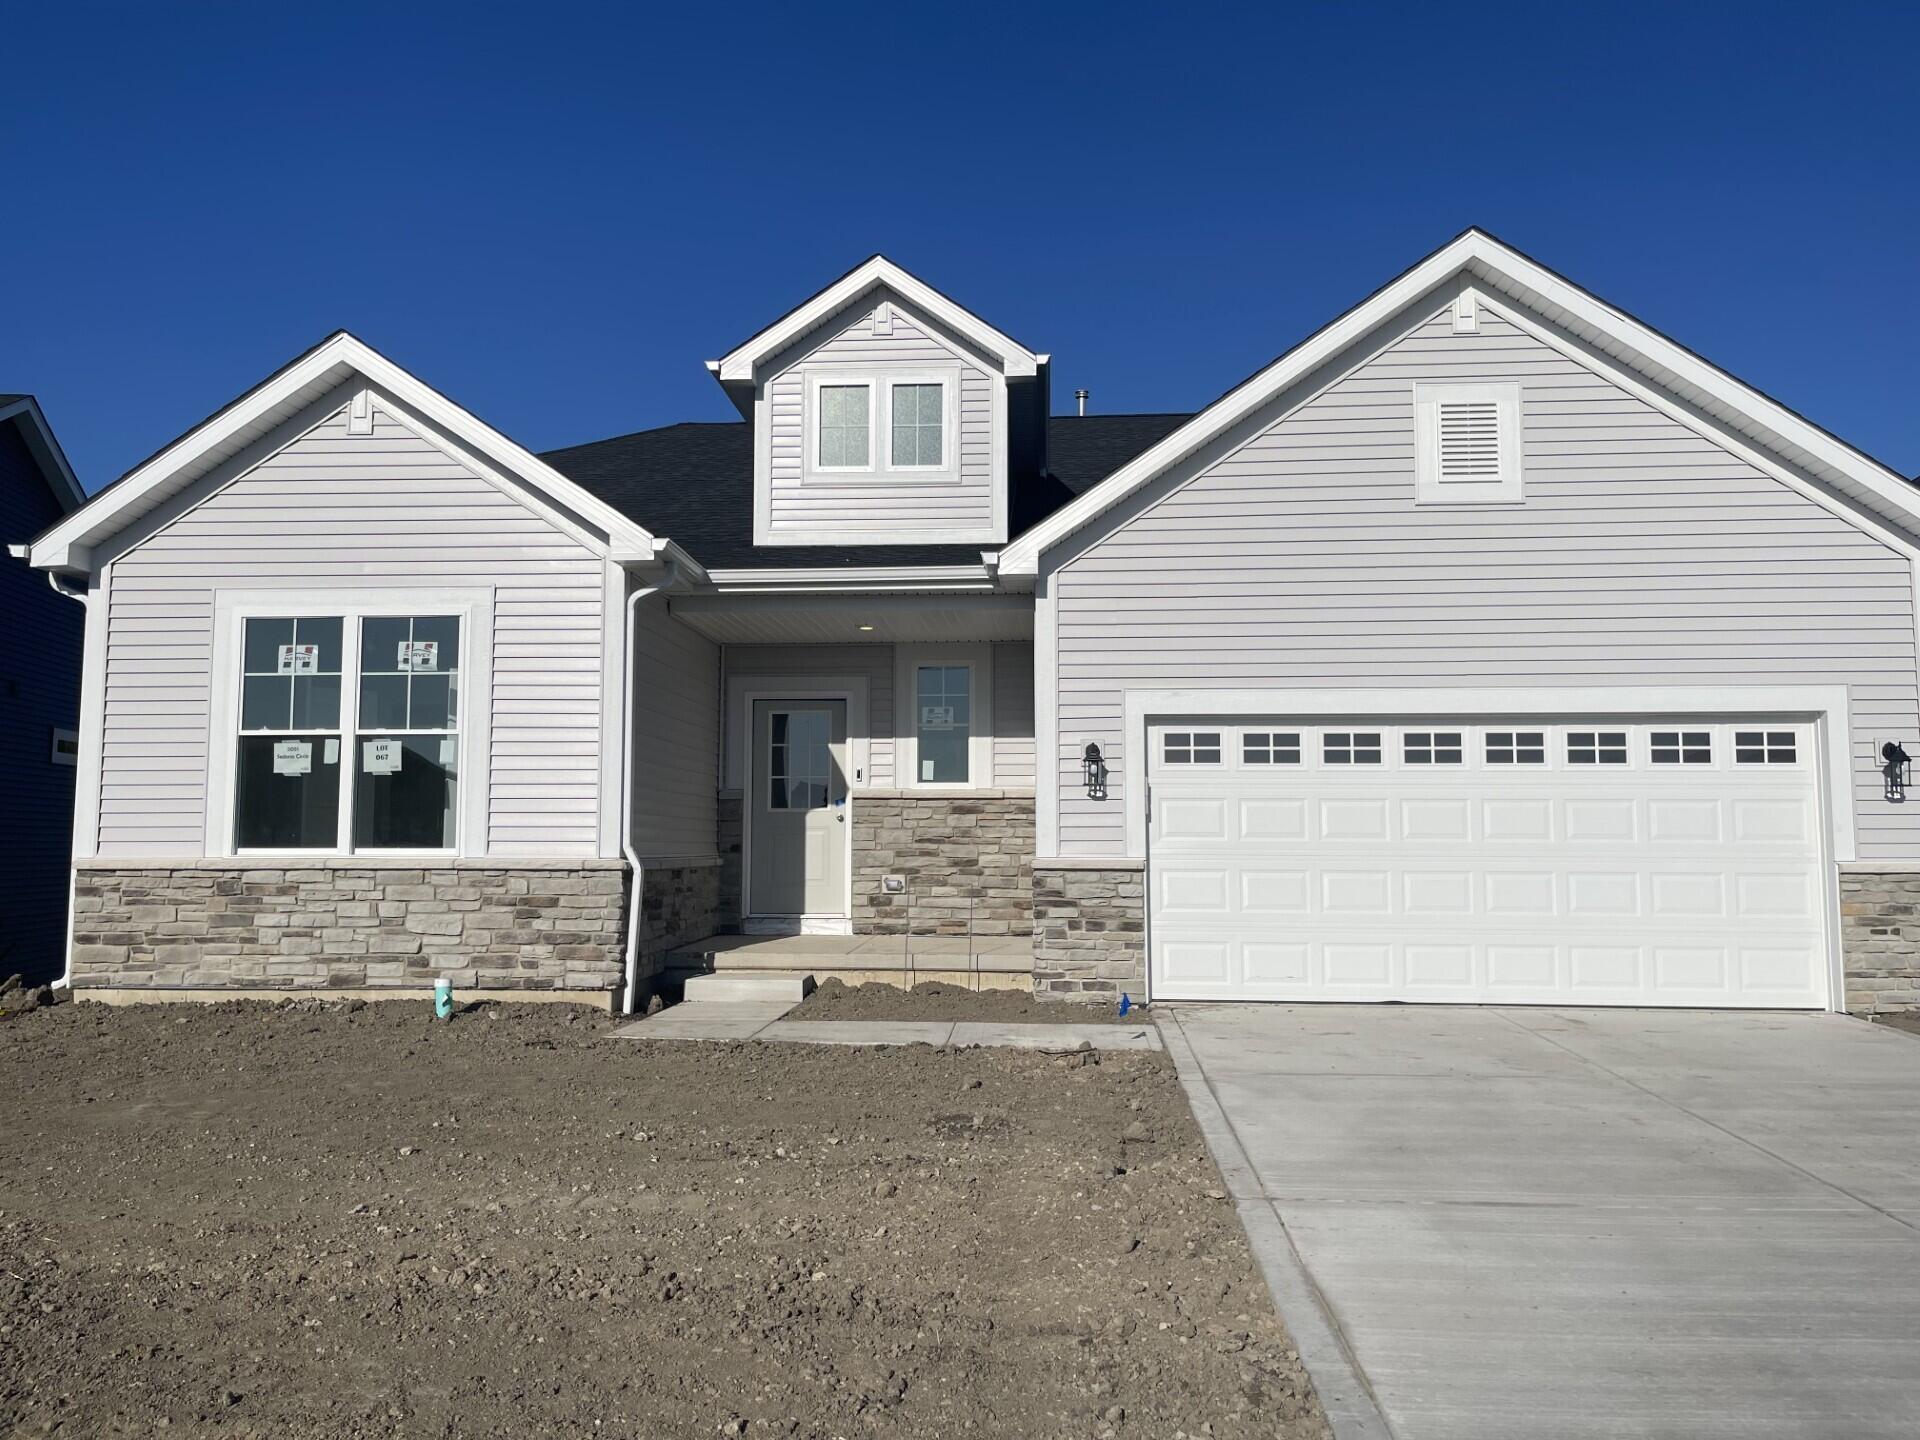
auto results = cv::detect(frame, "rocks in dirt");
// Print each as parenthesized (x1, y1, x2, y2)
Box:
(963, 1078, 982, 1091)
(645, 993, 666, 1017)
(1123, 1121, 1152, 1143)
(873, 1180, 897, 1199)
(0, 975, 57, 1016)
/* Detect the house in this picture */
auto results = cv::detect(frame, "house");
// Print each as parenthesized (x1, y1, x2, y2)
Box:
(22, 230, 1920, 1014)
(0, 395, 86, 983)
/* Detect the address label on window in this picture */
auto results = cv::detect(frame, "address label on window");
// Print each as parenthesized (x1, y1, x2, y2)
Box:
(920, 704, 957, 731)
(362, 739, 404, 775)
(272, 740, 312, 776)
(277, 644, 319, 675)
(399, 640, 439, 672)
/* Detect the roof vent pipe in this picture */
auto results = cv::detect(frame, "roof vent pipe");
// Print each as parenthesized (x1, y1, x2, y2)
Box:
(1075, 389, 1088, 417)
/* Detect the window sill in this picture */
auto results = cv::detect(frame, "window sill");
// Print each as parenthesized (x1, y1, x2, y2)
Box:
(856, 786, 1034, 800)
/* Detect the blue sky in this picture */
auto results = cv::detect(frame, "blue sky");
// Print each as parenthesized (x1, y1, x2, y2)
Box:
(7, 2, 1918, 491)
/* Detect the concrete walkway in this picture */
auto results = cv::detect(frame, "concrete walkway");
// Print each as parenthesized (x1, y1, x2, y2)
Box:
(610, 1002, 1161, 1050)
(1163, 1004, 1920, 1440)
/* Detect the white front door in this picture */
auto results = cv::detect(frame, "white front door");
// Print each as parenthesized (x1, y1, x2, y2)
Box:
(749, 701, 849, 922)
(1147, 719, 1830, 1007)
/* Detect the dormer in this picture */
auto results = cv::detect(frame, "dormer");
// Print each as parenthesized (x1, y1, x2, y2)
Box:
(709, 257, 1048, 548)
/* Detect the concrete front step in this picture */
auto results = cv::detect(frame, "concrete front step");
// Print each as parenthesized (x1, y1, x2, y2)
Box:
(680, 970, 815, 1004)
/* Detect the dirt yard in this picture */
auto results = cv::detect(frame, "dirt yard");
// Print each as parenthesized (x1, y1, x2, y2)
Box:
(788, 978, 1143, 1024)
(0, 1000, 1324, 1439)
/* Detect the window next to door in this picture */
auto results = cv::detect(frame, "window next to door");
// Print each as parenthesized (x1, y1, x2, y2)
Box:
(894, 643, 993, 789)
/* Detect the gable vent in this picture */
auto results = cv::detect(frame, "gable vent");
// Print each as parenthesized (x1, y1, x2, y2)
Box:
(1437, 400, 1501, 478)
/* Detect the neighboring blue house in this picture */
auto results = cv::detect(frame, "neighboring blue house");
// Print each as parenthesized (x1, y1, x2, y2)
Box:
(0, 396, 86, 984)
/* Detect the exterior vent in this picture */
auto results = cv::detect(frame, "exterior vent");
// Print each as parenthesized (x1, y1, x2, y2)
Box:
(1437, 401, 1501, 477)
(1414, 381, 1521, 504)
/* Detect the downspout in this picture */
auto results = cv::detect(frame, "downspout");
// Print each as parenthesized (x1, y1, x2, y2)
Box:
(620, 559, 678, 1014)
(44, 571, 89, 991)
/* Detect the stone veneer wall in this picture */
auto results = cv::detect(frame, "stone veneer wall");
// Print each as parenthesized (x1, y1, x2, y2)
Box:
(1840, 869, 1920, 1013)
(70, 861, 628, 992)
(852, 792, 1034, 936)
(1031, 864, 1145, 1001)
(629, 861, 722, 993)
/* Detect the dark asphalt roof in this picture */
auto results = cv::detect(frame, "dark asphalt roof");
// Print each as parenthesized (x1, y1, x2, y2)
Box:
(0, 394, 27, 408)
(541, 412, 1191, 570)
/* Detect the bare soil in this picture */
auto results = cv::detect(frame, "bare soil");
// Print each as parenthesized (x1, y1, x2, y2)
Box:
(788, 978, 1144, 1025)
(0, 1000, 1324, 1439)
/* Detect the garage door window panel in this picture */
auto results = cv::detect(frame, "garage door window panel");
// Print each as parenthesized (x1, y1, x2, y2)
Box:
(1568, 731, 1629, 765)
(1486, 731, 1546, 765)
(1242, 731, 1300, 765)
(1324, 732, 1382, 765)
(1164, 732, 1222, 765)
(1651, 731, 1713, 765)
(1735, 731, 1798, 764)
(1404, 732, 1464, 765)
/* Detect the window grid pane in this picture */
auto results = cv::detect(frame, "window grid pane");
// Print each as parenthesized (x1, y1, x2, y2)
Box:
(1568, 731, 1629, 765)
(1324, 732, 1382, 765)
(1163, 731, 1222, 765)
(891, 383, 943, 467)
(1734, 730, 1797, 764)
(818, 384, 870, 468)
(1486, 730, 1546, 764)
(1243, 731, 1301, 764)
(1404, 731, 1463, 765)
(1650, 730, 1713, 764)
(916, 666, 970, 782)
(351, 615, 461, 850)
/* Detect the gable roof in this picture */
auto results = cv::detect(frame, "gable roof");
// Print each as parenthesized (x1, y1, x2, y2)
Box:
(0, 395, 85, 513)
(708, 255, 1046, 395)
(24, 332, 665, 575)
(998, 228, 1920, 575)
(542, 412, 1188, 570)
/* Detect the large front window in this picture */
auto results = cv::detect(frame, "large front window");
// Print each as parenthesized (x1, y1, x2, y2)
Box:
(233, 612, 461, 852)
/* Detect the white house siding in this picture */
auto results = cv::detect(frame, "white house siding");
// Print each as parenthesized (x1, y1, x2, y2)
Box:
(763, 296, 997, 541)
(97, 399, 608, 856)
(630, 598, 720, 859)
(1050, 301, 1920, 859)
(993, 641, 1036, 787)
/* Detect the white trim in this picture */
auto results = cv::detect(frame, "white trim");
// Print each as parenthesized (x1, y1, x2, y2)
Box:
(598, 561, 627, 860)
(893, 642, 993, 789)
(998, 229, 1920, 574)
(1033, 575, 1060, 855)
(205, 587, 495, 860)
(725, 676, 871, 792)
(740, 694, 855, 925)
(704, 565, 997, 594)
(0, 396, 86, 511)
(72, 563, 109, 858)
(28, 332, 660, 573)
(712, 255, 1041, 382)
(883, 371, 960, 476)
(1413, 380, 1521, 505)
(798, 367, 963, 484)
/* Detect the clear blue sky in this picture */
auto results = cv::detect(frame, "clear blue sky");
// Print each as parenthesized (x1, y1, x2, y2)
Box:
(7, 2, 1918, 491)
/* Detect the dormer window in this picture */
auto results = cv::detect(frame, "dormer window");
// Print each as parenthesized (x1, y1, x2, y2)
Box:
(804, 368, 958, 482)
(816, 382, 873, 470)
(890, 381, 944, 468)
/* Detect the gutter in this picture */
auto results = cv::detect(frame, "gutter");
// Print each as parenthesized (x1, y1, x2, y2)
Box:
(33, 565, 90, 991)
(619, 557, 679, 1013)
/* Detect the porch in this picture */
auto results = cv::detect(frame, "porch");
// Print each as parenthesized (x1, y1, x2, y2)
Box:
(663, 932, 1034, 992)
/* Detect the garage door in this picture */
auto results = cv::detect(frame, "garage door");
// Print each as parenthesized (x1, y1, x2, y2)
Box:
(1147, 720, 1829, 1007)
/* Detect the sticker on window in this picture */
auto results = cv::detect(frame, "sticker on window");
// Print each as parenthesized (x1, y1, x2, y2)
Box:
(363, 739, 404, 774)
(920, 704, 957, 731)
(324, 738, 341, 765)
(399, 640, 439, 673)
(277, 644, 319, 675)
(272, 739, 313, 776)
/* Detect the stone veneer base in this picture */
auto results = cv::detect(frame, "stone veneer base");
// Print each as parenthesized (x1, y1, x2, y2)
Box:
(71, 861, 629, 992)
(1031, 863, 1145, 1002)
(853, 791, 1034, 937)
(1840, 868, 1920, 1013)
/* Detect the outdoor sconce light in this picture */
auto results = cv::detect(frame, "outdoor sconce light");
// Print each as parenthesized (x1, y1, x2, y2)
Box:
(1082, 742, 1108, 800)
(1884, 741, 1911, 803)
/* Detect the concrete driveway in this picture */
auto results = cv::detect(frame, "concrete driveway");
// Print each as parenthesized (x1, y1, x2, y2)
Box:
(1161, 1005, 1920, 1440)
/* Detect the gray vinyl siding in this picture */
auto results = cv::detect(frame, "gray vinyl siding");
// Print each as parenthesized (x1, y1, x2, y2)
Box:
(993, 641, 1035, 787)
(98, 399, 607, 855)
(763, 296, 997, 542)
(0, 421, 81, 981)
(629, 598, 719, 859)
(1051, 301, 1920, 859)
(723, 643, 897, 789)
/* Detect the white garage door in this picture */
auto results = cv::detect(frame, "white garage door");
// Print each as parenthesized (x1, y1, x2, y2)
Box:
(1147, 720, 1830, 1007)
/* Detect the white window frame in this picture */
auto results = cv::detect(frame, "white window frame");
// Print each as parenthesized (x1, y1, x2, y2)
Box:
(893, 642, 993, 791)
(804, 366, 960, 484)
(205, 587, 495, 859)
(1413, 380, 1522, 505)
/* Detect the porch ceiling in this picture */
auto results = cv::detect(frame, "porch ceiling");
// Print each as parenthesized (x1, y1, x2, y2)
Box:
(669, 592, 1032, 644)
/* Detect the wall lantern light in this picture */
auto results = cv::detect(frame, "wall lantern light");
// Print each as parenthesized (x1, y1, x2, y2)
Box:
(1082, 742, 1108, 800)
(1884, 741, 1911, 803)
